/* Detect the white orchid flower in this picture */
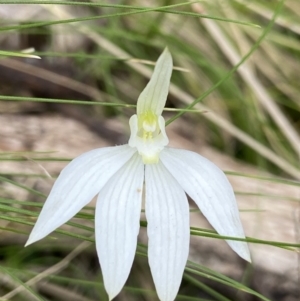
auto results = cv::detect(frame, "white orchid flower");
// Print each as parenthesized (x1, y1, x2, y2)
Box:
(26, 48, 251, 301)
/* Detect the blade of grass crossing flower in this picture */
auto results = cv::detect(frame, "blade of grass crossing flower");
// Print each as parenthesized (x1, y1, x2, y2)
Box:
(160, 148, 251, 262)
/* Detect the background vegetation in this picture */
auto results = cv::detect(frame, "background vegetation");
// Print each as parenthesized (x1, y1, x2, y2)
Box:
(0, 1, 299, 300)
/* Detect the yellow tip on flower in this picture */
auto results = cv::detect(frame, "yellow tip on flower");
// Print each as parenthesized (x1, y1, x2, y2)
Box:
(138, 111, 158, 139)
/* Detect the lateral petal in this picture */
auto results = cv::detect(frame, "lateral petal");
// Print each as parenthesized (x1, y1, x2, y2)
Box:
(26, 145, 136, 246)
(95, 153, 144, 301)
(137, 47, 173, 116)
(160, 148, 251, 262)
(145, 162, 190, 301)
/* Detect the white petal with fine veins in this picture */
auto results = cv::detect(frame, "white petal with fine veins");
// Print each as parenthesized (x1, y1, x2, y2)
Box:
(95, 153, 144, 301)
(137, 48, 173, 116)
(160, 148, 251, 262)
(145, 162, 190, 301)
(26, 145, 136, 246)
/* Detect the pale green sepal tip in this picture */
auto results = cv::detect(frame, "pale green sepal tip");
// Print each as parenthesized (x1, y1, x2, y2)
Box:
(137, 47, 173, 116)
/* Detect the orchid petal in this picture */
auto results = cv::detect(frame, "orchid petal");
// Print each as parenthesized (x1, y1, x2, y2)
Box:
(137, 47, 173, 116)
(145, 162, 190, 301)
(26, 145, 136, 246)
(160, 148, 251, 262)
(95, 153, 144, 300)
